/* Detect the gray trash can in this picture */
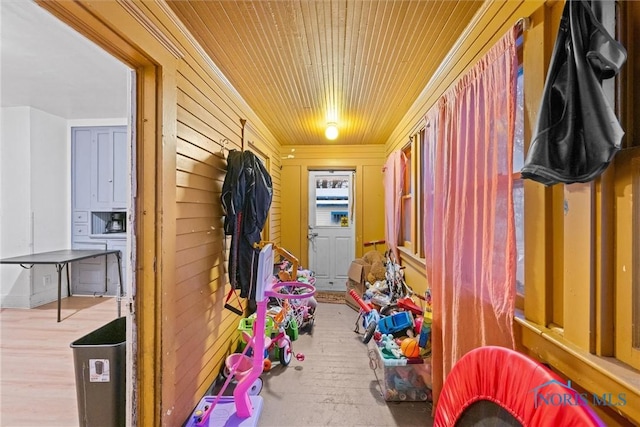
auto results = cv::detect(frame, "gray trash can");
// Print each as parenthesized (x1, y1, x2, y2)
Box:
(71, 316, 126, 427)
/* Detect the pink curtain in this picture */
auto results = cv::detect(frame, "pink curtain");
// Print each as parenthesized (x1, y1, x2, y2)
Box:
(423, 27, 518, 407)
(383, 150, 407, 259)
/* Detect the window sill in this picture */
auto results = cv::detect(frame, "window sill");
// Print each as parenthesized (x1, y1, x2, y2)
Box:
(514, 311, 640, 424)
(397, 246, 426, 270)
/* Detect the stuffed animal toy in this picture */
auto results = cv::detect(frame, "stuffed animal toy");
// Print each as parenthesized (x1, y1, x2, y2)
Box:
(362, 250, 384, 265)
(367, 260, 386, 284)
(380, 333, 403, 359)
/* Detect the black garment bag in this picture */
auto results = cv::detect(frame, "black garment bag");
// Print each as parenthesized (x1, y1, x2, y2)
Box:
(522, 0, 626, 185)
(221, 150, 273, 306)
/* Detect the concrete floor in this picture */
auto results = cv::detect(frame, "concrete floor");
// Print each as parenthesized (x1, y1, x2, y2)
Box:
(254, 301, 434, 427)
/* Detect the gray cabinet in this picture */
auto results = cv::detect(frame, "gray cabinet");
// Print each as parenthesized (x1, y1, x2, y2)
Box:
(71, 126, 128, 296)
(70, 240, 125, 296)
(72, 127, 127, 211)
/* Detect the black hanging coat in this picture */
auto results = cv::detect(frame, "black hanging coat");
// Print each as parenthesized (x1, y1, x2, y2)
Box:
(521, 0, 627, 186)
(221, 150, 273, 301)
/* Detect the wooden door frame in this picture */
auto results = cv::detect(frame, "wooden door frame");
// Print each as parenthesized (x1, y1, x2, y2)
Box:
(35, 2, 162, 425)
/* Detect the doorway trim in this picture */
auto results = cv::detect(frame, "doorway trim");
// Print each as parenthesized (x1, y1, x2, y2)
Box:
(36, 2, 164, 425)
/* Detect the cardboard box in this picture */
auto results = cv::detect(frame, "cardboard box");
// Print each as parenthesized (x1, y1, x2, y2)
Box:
(345, 259, 371, 311)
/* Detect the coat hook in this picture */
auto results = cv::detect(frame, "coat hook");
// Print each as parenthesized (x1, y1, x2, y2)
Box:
(516, 17, 530, 31)
(220, 138, 231, 158)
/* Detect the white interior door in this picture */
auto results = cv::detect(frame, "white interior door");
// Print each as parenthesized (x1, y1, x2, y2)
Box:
(308, 170, 355, 291)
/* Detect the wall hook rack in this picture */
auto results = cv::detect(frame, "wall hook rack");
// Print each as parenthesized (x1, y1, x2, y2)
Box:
(240, 118, 247, 151)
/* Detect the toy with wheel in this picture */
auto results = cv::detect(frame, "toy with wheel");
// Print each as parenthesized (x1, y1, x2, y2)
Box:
(187, 244, 314, 426)
(268, 249, 317, 337)
(278, 335, 293, 366)
(223, 352, 264, 395)
(267, 279, 315, 364)
(187, 244, 315, 426)
(349, 289, 381, 344)
(377, 311, 414, 338)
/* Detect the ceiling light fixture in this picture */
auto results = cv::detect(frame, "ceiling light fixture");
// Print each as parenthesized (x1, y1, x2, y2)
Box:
(281, 148, 296, 159)
(325, 123, 339, 140)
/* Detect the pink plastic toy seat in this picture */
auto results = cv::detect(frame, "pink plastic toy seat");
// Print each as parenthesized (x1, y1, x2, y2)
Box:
(225, 353, 253, 381)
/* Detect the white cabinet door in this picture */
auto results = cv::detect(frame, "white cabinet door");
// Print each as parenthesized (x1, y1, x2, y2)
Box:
(72, 128, 93, 210)
(71, 241, 109, 296)
(112, 129, 128, 207)
(92, 127, 128, 210)
(70, 240, 124, 297)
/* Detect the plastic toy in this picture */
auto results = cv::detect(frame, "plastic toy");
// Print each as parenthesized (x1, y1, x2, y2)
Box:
(237, 315, 275, 351)
(400, 338, 420, 358)
(380, 334, 403, 359)
(262, 241, 317, 334)
(362, 239, 429, 319)
(188, 243, 315, 426)
(377, 311, 413, 336)
(396, 297, 423, 316)
(224, 312, 295, 379)
(349, 289, 381, 344)
(272, 283, 316, 335)
(387, 367, 430, 401)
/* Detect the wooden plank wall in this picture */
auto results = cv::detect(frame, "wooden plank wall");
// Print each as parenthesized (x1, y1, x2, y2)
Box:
(170, 25, 283, 427)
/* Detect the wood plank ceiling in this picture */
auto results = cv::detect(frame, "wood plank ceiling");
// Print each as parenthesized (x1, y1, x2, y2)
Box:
(167, 1, 484, 146)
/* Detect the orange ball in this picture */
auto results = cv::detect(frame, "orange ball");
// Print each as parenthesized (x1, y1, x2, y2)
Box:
(400, 337, 420, 358)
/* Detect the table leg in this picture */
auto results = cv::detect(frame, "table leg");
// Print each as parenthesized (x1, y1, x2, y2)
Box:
(115, 251, 123, 317)
(66, 263, 71, 297)
(56, 264, 64, 322)
(104, 254, 109, 293)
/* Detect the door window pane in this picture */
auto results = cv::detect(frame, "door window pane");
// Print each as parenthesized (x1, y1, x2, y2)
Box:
(314, 175, 349, 226)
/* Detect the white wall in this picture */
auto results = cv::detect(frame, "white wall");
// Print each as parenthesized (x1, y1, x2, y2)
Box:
(1, 107, 33, 307)
(1, 106, 68, 307)
(29, 108, 69, 305)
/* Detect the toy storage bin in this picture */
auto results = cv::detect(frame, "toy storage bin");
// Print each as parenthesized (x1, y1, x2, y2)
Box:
(368, 341, 432, 402)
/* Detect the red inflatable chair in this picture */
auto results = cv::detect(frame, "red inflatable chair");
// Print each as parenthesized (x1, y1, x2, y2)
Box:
(434, 346, 605, 427)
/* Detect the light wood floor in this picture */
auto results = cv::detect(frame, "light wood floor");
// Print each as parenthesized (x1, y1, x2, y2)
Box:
(1, 298, 433, 426)
(1, 296, 120, 427)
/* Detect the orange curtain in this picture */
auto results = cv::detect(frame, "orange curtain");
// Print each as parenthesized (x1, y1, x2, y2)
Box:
(423, 27, 518, 407)
(383, 150, 407, 260)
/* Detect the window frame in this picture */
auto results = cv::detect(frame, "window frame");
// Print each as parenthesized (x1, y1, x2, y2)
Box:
(400, 140, 414, 253)
(513, 37, 525, 311)
(399, 129, 430, 260)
